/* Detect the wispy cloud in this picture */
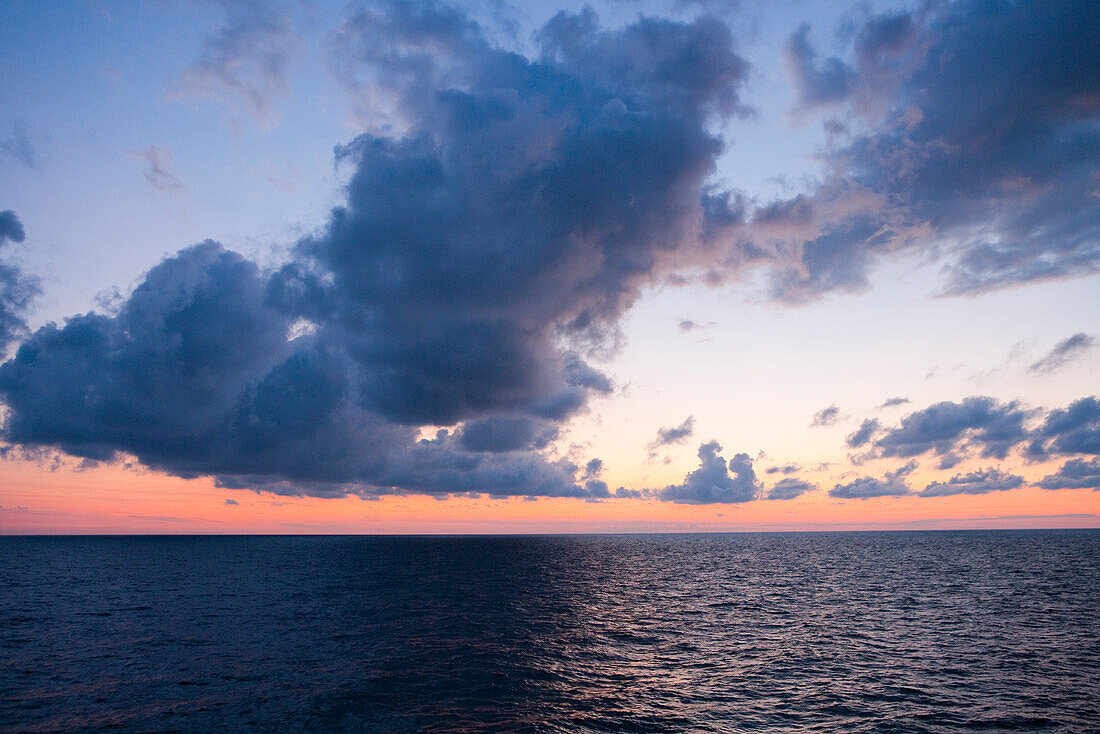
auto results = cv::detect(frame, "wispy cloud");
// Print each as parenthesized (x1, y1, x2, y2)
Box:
(1028, 333, 1095, 374)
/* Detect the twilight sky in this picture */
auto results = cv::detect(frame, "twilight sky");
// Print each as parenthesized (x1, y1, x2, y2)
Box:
(1, 0, 1098, 533)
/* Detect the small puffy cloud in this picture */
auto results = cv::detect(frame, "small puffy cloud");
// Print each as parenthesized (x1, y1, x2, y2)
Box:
(1038, 458, 1100, 491)
(765, 477, 815, 500)
(810, 404, 841, 427)
(846, 418, 880, 448)
(659, 441, 761, 504)
(650, 416, 695, 448)
(918, 468, 1024, 497)
(1028, 333, 1095, 374)
(829, 461, 915, 499)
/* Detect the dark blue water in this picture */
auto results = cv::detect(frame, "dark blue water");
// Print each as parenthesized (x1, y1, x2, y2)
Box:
(2, 532, 1099, 732)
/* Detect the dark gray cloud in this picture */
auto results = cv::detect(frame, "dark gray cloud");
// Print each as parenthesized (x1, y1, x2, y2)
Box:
(810, 404, 841, 427)
(1028, 333, 1095, 374)
(650, 415, 695, 448)
(659, 441, 761, 504)
(918, 468, 1024, 498)
(765, 477, 815, 500)
(0, 120, 37, 168)
(1026, 396, 1100, 459)
(1038, 458, 1100, 491)
(874, 397, 1030, 461)
(175, 0, 299, 124)
(0, 4, 750, 500)
(846, 418, 879, 448)
(829, 461, 915, 499)
(0, 210, 39, 353)
(224, 498, 239, 506)
(765, 0, 1100, 301)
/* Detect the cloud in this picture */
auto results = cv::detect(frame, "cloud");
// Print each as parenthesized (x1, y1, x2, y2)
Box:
(678, 319, 715, 332)
(874, 396, 1030, 461)
(765, 477, 815, 500)
(1038, 458, 1100, 491)
(1028, 333, 1095, 374)
(846, 418, 879, 448)
(650, 415, 695, 448)
(1026, 396, 1100, 459)
(829, 461, 915, 499)
(173, 0, 299, 125)
(0, 120, 37, 168)
(224, 498, 239, 506)
(130, 145, 184, 194)
(762, 0, 1100, 301)
(784, 24, 855, 111)
(810, 404, 841, 427)
(878, 396, 909, 409)
(764, 463, 799, 475)
(0, 210, 39, 353)
(0, 4, 750, 500)
(659, 441, 761, 504)
(918, 468, 1024, 497)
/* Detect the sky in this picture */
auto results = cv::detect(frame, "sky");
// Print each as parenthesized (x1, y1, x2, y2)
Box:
(1, 0, 1098, 533)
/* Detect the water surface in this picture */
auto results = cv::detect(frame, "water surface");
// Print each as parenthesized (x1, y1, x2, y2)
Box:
(2, 531, 1099, 732)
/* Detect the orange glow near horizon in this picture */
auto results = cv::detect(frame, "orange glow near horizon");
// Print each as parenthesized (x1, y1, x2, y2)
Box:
(2, 456, 1098, 534)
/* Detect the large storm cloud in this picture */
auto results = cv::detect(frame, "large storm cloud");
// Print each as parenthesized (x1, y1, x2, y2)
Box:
(0, 2, 749, 498)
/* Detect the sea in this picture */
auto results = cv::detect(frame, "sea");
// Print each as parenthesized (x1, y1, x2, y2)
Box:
(2, 531, 1099, 732)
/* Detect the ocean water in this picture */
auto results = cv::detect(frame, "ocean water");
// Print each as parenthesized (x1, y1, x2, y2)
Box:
(2, 531, 1099, 732)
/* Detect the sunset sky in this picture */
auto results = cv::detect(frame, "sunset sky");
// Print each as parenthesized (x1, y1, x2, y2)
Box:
(1, 0, 1098, 533)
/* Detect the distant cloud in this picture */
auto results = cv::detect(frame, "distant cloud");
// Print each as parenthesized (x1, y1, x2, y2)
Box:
(1026, 397, 1100, 460)
(765, 477, 815, 500)
(878, 397, 909, 409)
(830, 461, 915, 499)
(130, 145, 184, 193)
(764, 463, 799, 475)
(0, 120, 37, 168)
(659, 441, 761, 504)
(1028, 333, 1095, 374)
(1038, 458, 1100, 491)
(173, 0, 299, 125)
(810, 404, 841, 427)
(918, 468, 1024, 498)
(650, 416, 696, 449)
(677, 319, 715, 332)
(224, 498, 239, 506)
(846, 418, 879, 448)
